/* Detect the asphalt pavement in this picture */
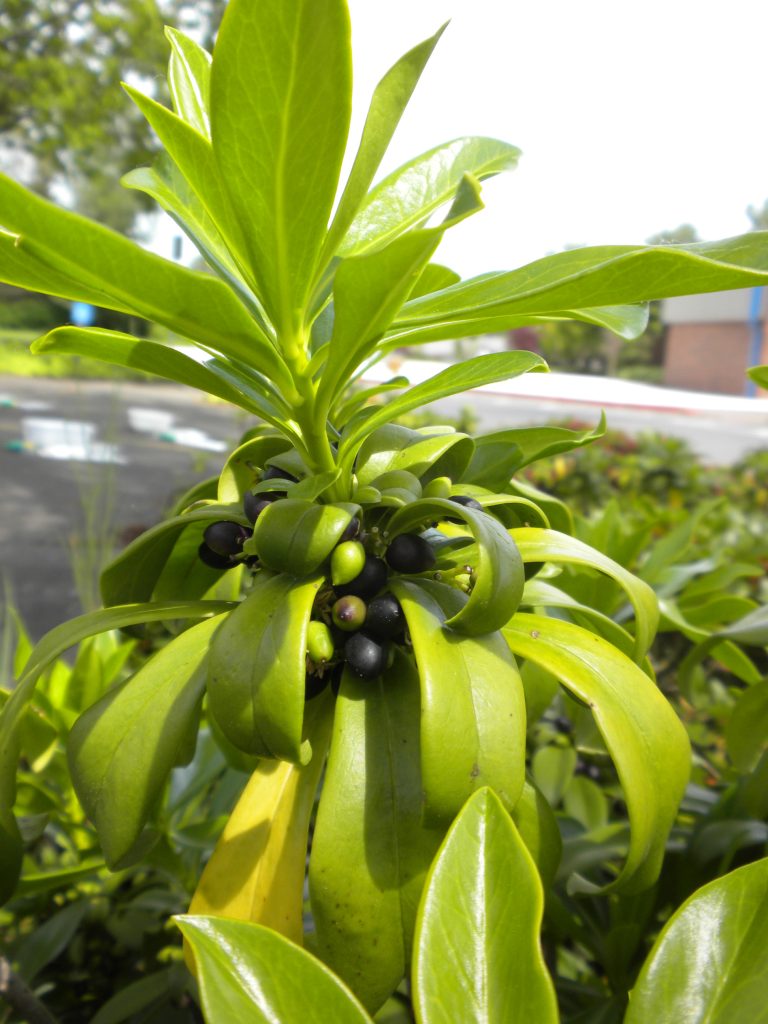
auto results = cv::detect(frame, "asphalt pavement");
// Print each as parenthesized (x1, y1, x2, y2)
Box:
(1, 369, 767, 641)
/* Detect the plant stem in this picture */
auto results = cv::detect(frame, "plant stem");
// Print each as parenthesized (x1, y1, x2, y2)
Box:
(0, 958, 60, 1024)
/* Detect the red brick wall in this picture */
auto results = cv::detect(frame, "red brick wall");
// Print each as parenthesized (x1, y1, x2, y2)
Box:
(664, 322, 751, 395)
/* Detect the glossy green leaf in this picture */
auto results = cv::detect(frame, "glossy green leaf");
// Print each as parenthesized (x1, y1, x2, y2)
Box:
(207, 573, 321, 761)
(15, 900, 90, 983)
(532, 745, 577, 806)
(511, 528, 658, 661)
(410, 262, 461, 299)
(504, 613, 690, 893)
(564, 776, 609, 831)
(166, 27, 212, 137)
(332, 376, 410, 427)
(101, 507, 247, 606)
(748, 365, 768, 388)
(310, 656, 445, 1013)
(339, 137, 520, 257)
(626, 857, 768, 1024)
(32, 327, 263, 413)
(413, 788, 558, 1024)
(726, 681, 768, 773)
(252, 499, 359, 576)
(383, 303, 649, 349)
(211, 0, 351, 326)
(340, 351, 546, 457)
(320, 25, 446, 267)
(68, 614, 226, 867)
(397, 233, 768, 324)
(354, 424, 474, 488)
(177, 916, 372, 1024)
(389, 580, 526, 824)
(16, 858, 105, 897)
(217, 434, 292, 503)
(0, 173, 281, 374)
(90, 967, 178, 1024)
(388, 498, 524, 635)
(510, 780, 563, 890)
(678, 604, 768, 691)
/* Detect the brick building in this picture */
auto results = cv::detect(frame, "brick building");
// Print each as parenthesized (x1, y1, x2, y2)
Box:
(661, 288, 767, 396)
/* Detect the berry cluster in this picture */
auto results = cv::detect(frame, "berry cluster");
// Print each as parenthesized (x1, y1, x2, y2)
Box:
(198, 465, 485, 693)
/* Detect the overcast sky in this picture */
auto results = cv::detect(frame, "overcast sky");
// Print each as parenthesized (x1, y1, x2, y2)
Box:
(154, 0, 768, 279)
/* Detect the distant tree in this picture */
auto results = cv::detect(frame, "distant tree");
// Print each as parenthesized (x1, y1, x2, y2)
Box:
(645, 223, 700, 246)
(0, 0, 225, 234)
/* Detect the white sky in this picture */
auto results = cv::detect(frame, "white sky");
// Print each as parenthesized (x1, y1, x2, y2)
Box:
(153, 0, 768, 278)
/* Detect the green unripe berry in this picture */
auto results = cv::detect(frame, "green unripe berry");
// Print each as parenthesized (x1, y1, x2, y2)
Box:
(423, 476, 452, 499)
(331, 540, 366, 586)
(332, 595, 367, 631)
(306, 620, 335, 664)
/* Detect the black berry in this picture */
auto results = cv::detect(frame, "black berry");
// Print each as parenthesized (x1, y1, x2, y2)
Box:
(385, 534, 435, 574)
(244, 492, 275, 524)
(338, 516, 362, 543)
(334, 555, 388, 600)
(198, 542, 232, 570)
(203, 521, 250, 556)
(345, 633, 389, 680)
(450, 495, 484, 511)
(364, 593, 404, 640)
(262, 464, 298, 483)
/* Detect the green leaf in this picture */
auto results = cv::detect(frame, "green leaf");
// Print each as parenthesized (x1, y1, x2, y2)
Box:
(207, 573, 322, 761)
(0, 173, 283, 378)
(397, 233, 768, 323)
(332, 377, 410, 428)
(748, 365, 768, 388)
(340, 351, 546, 464)
(320, 25, 446, 267)
(625, 857, 768, 1024)
(177, 916, 373, 1024)
(217, 433, 292, 503)
(32, 328, 260, 413)
(727, 681, 768, 773)
(15, 900, 90, 983)
(68, 614, 226, 867)
(467, 414, 607, 483)
(339, 137, 520, 257)
(211, 0, 352, 327)
(310, 655, 445, 1013)
(563, 776, 609, 831)
(166, 27, 212, 138)
(504, 613, 690, 894)
(510, 780, 563, 890)
(388, 499, 524, 635)
(16, 858, 105, 897)
(389, 581, 526, 824)
(355, 425, 474, 488)
(100, 507, 247, 607)
(678, 604, 768, 691)
(532, 745, 577, 806)
(90, 968, 177, 1024)
(413, 788, 558, 1024)
(511, 528, 658, 661)
(252, 500, 359, 576)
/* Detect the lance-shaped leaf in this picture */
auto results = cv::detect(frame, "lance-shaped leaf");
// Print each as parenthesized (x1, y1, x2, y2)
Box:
(388, 499, 524, 635)
(320, 25, 446, 267)
(217, 434, 292, 503)
(462, 414, 607, 488)
(504, 613, 690, 894)
(166, 27, 212, 138)
(211, 0, 352, 327)
(389, 580, 526, 824)
(332, 376, 410, 428)
(511, 528, 658, 661)
(318, 175, 484, 413)
(100, 506, 249, 607)
(397, 233, 768, 323)
(207, 573, 322, 761)
(339, 137, 520, 257)
(413, 788, 558, 1024)
(748, 365, 768, 388)
(625, 857, 768, 1024)
(510, 780, 563, 891)
(382, 303, 649, 349)
(727, 680, 768, 774)
(187, 692, 333, 951)
(677, 604, 768, 691)
(310, 656, 445, 1013)
(32, 328, 263, 414)
(339, 351, 546, 459)
(0, 173, 282, 376)
(177, 917, 373, 1024)
(354, 424, 474, 488)
(68, 614, 226, 868)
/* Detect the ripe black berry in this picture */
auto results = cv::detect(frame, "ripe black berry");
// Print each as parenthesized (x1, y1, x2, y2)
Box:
(345, 633, 389, 680)
(338, 516, 362, 543)
(244, 492, 275, 524)
(385, 534, 435, 574)
(262, 464, 298, 483)
(203, 521, 250, 556)
(364, 593, 404, 640)
(450, 495, 484, 512)
(198, 542, 232, 570)
(334, 555, 388, 600)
